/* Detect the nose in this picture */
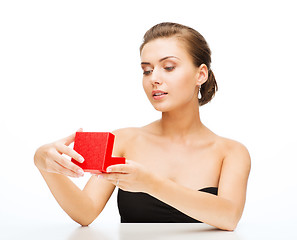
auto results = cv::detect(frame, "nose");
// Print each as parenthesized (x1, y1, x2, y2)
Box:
(151, 68, 162, 85)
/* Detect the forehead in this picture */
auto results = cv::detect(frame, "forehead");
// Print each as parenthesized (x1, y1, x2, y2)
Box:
(140, 37, 191, 62)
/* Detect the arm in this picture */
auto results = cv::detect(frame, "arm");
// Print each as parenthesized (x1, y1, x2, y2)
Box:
(37, 170, 115, 226)
(147, 141, 251, 230)
(34, 129, 124, 226)
(102, 140, 251, 230)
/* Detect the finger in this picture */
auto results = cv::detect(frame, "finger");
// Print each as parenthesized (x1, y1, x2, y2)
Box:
(104, 178, 121, 187)
(56, 144, 84, 163)
(53, 152, 84, 176)
(106, 164, 131, 174)
(53, 161, 82, 178)
(97, 173, 110, 178)
(100, 172, 127, 181)
(97, 174, 127, 188)
(95, 174, 111, 182)
(125, 159, 134, 164)
(62, 128, 83, 146)
(111, 178, 127, 188)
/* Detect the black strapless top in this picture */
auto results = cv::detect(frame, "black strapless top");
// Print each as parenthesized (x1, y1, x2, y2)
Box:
(117, 187, 218, 223)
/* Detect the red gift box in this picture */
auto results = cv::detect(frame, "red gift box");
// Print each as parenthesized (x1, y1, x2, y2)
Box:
(71, 132, 125, 173)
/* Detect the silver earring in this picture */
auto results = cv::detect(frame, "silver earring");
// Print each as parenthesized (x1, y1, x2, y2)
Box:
(198, 85, 202, 99)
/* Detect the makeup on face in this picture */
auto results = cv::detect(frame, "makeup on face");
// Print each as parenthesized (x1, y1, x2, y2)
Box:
(141, 56, 180, 76)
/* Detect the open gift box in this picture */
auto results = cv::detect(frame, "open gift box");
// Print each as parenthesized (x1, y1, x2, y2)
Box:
(71, 132, 125, 173)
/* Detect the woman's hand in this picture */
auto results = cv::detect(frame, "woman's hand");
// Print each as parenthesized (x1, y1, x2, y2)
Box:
(34, 128, 85, 178)
(98, 160, 158, 193)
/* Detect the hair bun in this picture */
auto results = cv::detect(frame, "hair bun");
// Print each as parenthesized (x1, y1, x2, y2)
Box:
(199, 69, 218, 106)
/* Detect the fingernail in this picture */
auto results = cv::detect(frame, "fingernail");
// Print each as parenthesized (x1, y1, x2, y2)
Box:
(78, 157, 84, 163)
(106, 167, 111, 172)
(78, 169, 84, 176)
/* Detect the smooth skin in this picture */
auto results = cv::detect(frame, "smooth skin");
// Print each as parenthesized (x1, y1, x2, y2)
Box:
(34, 37, 251, 230)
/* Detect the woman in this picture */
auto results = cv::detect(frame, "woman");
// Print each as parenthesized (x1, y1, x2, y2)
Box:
(34, 22, 251, 231)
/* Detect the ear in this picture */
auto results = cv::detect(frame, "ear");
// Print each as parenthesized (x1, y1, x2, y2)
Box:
(195, 64, 208, 86)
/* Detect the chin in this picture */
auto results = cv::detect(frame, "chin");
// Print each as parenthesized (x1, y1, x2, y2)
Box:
(152, 103, 173, 113)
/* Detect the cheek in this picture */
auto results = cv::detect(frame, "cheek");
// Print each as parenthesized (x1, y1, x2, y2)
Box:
(142, 78, 147, 89)
(142, 79, 150, 96)
(172, 71, 196, 94)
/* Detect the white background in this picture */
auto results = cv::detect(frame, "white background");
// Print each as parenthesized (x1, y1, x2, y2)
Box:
(1, 0, 296, 238)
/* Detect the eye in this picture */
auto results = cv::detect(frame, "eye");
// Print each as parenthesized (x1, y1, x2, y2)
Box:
(143, 70, 153, 76)
(164, 66, 175, 71)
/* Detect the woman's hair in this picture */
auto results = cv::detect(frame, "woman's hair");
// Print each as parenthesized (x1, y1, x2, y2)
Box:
(140, 22, 218, 106)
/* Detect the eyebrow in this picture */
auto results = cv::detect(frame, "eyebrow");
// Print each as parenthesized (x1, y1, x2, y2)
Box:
(141, 56, 180, 65)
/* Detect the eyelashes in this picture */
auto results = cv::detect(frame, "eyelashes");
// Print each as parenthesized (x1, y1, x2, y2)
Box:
(142, 66, 175, 75)
(164, 66, 175, 71)
(143, 70, 152, 75)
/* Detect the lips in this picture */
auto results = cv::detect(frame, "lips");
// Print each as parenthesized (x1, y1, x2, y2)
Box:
(152, 90, 168, 97)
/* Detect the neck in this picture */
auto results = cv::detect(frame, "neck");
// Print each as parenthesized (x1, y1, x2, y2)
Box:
(158, 99, 204, 142)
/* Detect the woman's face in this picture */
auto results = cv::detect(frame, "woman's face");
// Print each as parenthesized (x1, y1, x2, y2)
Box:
(140, 37, 200, 112)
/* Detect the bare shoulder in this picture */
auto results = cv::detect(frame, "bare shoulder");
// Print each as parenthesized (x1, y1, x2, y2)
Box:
(111, 121, 156, 141)
(111, 127, 141, 157)
(217, 136, 251, 168)
(111, 127, 140, 141)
